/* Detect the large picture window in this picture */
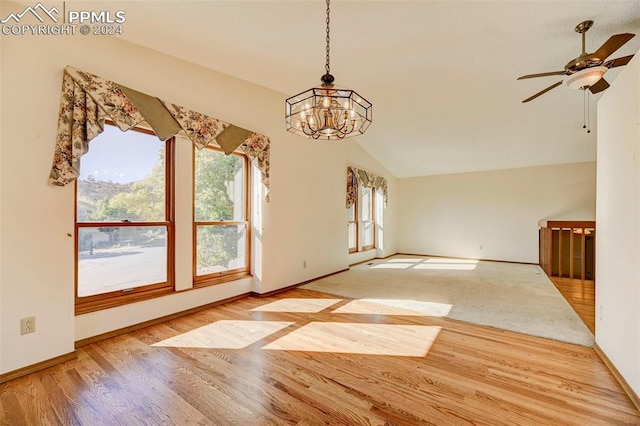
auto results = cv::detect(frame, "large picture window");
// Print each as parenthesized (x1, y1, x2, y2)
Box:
(55, 67, 269, 314)
(194, 146, 250, 285)
(75, 124, 173, 313)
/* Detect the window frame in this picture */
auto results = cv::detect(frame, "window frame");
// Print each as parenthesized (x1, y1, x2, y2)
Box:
(192, 144, 251, 287)
(74, 124, 175, 315)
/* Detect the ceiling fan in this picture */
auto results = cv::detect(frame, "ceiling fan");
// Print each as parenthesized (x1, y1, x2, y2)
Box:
(518, 20, 635, 103)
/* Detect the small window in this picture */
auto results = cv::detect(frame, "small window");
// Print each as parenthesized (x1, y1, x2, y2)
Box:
(362, 186, 375, 250)
(194, 146, 250, 285)
(75, 124, 173, 313)
(348, 203, 358, 253)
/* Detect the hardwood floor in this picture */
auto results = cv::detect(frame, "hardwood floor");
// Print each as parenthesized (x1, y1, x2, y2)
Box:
(551, 277, 596, 333)
(2, 288, 638, 425)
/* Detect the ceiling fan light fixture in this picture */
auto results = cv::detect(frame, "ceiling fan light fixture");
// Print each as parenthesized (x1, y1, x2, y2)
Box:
(565, 66, 608, 90)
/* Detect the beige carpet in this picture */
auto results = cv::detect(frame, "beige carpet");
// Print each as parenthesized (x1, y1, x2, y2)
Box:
(302, 255, 594, 347)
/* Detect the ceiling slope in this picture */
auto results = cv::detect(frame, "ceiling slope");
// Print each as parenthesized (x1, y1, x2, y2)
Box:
(59, 1, 640, 177)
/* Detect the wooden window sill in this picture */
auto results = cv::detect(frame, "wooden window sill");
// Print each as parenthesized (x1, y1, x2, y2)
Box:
(194, 270, 252, 288)
(76, 286, 174, 315)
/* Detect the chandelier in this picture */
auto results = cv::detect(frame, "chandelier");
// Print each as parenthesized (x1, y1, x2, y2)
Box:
(285, 0, 372, 140)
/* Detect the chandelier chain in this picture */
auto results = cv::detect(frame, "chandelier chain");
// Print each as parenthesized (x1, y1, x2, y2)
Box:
(325, 0, 331, 75)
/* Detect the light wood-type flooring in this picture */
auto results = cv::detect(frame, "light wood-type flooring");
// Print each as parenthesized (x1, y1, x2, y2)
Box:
(2, 287, 638, 425)
(551, 277, 596, 334)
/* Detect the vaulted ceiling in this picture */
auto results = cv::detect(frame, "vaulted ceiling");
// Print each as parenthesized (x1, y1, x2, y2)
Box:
(84, 1, 640, 177)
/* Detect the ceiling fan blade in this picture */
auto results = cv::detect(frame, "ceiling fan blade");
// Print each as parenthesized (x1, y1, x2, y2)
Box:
(604, 54, 634, 68)
(591, 33, 635, 61)
(589, 78, 610, 94)
(517, 71, 565, 80)
(522, 81, 563, 103)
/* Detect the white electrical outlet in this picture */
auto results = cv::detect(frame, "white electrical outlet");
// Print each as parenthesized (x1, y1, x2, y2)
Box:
(20, 316, 36, 335)
(303, 260, 307, 268)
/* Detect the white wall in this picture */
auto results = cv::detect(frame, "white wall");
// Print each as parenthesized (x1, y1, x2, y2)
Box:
(346, 143, 397, 265)
(262, 139, 397, 291)
(596, 52, 640, 397)
(397, 162, 596, 263)
(0, 2, 396, 373)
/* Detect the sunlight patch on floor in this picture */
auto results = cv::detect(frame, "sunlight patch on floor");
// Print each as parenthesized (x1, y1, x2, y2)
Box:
(386, 258, 422, 263)
(262, 322, 441, 357)
(414, 258, 479, 270)
(370, 257, 479, 270)
(414, 263, 477, 270)
(371, 263, 413, 269)
(332, 299, 452, 317)
(250, 298, 342, 313)
(425, 258, 478, 264)
(152, 320, 293, 349)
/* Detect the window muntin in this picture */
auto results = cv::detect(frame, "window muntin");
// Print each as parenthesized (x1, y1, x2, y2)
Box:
(75, 124, 173, 313)
(194, 146, 250, 284)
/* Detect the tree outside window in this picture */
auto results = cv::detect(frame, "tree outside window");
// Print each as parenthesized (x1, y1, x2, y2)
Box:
(194, 146, 249, 284)
(75, 124, 173, 313)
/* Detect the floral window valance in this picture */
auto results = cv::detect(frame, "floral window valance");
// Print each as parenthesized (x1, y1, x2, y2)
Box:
(49, 66, 271, 199)
(346, 166, 388, 208)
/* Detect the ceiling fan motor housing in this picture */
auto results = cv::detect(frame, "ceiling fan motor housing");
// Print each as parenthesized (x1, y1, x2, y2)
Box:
(565, 56, 604, 74)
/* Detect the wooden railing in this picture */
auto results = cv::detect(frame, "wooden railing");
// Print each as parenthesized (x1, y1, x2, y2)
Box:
(539, 220, 595, 281)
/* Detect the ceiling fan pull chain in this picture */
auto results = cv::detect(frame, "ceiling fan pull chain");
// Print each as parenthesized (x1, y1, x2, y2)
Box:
(583, 89, 587, 129)
(587, 90, 591, 134)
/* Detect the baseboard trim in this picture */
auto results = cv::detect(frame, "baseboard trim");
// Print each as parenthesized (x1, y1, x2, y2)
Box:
(77, 266, 355, 347)
(593, 342, 640, 412)
(256, 268, 350, 297)
(349, 258, 378, 267)
(377, 252, 398, 260)
(78, 267, 355, 347)
(3, 266, 361, 384)
(0, 351, 77, 384)
(397, 252, 537, 265)
(75, 292, 250, 348)
(349, 252, 399, 267)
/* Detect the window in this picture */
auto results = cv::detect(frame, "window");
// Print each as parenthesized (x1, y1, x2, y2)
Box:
(348, 203, 358, 253)
(75, 124, 173, 314)
(362, 186, 375, 250)
(348, 185, 376, 253)
(194, 146, 250, 285)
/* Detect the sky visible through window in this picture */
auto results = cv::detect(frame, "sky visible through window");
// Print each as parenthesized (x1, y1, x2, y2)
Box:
(79, 125, 163, 184)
